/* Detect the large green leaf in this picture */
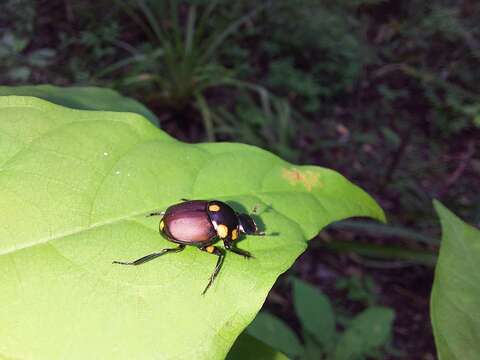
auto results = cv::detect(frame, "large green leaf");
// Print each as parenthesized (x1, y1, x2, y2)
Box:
(0, 96, 384, 359)
(431, 201, 480, 360)
(0, 85, 159, 125)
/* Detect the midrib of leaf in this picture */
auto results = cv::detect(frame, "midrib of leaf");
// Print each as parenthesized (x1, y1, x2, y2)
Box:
(0, 188, 314, 258)
(0, 175, 376, 257)
(0, 209, 147, 257)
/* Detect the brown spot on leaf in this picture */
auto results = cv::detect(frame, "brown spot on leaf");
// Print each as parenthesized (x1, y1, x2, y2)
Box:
(282, 167, 321, 191)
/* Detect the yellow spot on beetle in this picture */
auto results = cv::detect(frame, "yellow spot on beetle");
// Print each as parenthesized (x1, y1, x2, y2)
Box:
(206, 246, 215, 253)
(217, 224, 228, 238)
(209, 204, 221, 212)
(232, 229, 239, 241)
(159, 220, 165, 231)
(282, 167, 321, 191)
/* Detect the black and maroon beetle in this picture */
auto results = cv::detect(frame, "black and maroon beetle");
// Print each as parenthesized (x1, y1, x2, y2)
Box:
(113, 199, 265, 294)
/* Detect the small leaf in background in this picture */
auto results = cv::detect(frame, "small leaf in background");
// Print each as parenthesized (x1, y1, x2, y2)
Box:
(431, 201, 480, 360)
(380, 126, 401, 147)
(6, 67, 31, 82)
(0, 31, 28, 53)
(334, 307, 395, 360)
(303, 334, 323, 360)
(292, 278, 335, 350)
(28, 48, 57, 67)
(335, 274, 378, 306)
(247, 312, 304, 358)
(227, 333, 289, 360)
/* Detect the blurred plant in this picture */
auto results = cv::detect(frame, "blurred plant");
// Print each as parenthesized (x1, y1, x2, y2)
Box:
(246, 278, 395, 360)
(322, 219, 439, 267)
(58, 20, 121, 83)
(335, 274, 377, 307)
(100, 0, 271, 140)
(266, 59, 323, 113)
(213, 96, 300, 162)
(257, 0, 372, 108)
(0, 0, 56, 83)
(344, 1, 480, 226)
(367, 2, 480, 136)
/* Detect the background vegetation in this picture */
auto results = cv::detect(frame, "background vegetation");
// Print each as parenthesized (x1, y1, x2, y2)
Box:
(2, 0, 479, 358)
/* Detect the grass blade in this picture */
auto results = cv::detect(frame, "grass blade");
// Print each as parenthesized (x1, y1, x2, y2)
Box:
(185, 5, 197, 55)
(195, 92, 215, 141)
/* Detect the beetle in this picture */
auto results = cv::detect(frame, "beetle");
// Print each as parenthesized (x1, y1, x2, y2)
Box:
(113, 199, 264, 294)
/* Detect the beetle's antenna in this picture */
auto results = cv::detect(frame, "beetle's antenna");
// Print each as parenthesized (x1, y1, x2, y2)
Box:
(251, 204, 260, 214)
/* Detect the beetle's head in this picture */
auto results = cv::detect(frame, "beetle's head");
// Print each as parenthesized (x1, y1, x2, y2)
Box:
(238, 213, 263, 235)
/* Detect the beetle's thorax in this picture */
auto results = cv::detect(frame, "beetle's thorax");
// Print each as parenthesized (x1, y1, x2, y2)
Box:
(206, 200, 239, 240)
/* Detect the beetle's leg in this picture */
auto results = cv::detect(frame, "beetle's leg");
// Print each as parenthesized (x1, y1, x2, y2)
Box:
(180, 198, 190, 202)
(147, 211, 165, 217)
(199, 246, 225, 295)
(113, 244, 185, 266)
(224, 240, 253, 259)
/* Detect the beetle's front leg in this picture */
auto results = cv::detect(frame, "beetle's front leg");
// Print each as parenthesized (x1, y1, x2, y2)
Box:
(224, 240, 253, 259)
(199, 245, 225, 295)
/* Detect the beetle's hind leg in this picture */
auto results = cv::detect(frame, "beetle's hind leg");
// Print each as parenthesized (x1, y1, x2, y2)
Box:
(113, 244, 185, 266)
(200, 245, 225, 295)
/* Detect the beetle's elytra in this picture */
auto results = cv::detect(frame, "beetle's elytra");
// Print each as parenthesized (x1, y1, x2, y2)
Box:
(113, 199, 265, 294)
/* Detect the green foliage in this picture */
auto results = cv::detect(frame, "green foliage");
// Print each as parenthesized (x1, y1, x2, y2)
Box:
(326, 220, 439, 266)
(248, 278, 394, 360)
(260, 0, 369, 102)
(335, 274, 377, 306)
(431, 201, 480, 360)
(0, 95, 384, 359)
(1, 1, 477, 356)
(293, 278, 335, 351)
(100, 0, 271, 140)
(367, 2, 480, 136)
(266, 59, 322, 113)
(58, 20, 121, 83)
(215, 96, 300, 162)
(334, 307, 395, 360)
